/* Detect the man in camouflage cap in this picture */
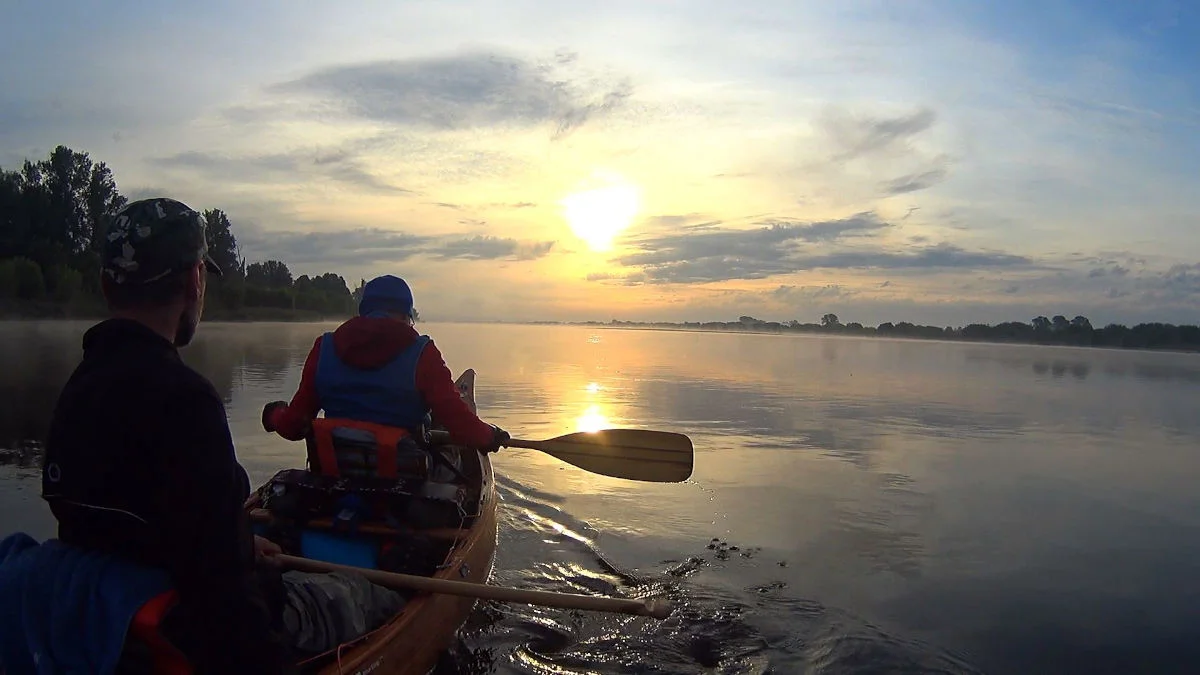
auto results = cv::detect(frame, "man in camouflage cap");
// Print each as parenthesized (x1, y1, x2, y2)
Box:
(37, 198, 401, 673)
(100, 197, 222, 346)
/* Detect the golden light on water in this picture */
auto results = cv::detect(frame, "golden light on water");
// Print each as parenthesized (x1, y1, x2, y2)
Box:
(575, 404, 609, 433)
(586, 382, 601, 393)
(560, 172, 640, 253)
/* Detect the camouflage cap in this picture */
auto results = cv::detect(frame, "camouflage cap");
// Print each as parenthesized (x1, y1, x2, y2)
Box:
(103, 197, 222, 285)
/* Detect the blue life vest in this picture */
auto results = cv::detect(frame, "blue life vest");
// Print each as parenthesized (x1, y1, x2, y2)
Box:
(314, 332, 432, 431)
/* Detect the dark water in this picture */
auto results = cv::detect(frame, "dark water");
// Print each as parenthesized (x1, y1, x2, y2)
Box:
(3, 320, 1200, 674)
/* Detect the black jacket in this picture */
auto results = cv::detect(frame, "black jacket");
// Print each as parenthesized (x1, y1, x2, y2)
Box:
(41, 318, 293, 673)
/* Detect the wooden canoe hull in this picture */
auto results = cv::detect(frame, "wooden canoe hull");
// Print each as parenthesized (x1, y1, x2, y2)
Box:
(313, 448, 498, 675)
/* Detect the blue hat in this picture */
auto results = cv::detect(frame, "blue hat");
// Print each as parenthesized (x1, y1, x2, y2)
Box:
(358, 275, 415, 318)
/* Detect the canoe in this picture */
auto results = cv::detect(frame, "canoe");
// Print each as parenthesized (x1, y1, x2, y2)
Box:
(245, 369, 498, 675)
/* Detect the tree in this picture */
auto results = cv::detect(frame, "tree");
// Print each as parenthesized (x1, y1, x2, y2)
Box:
(202, 209, 242, 279)
(1052, 315, 1070, 332)
(45, 264, 81, 304)
(821, 313, 841, 328)
(0, 259, 15, 299)
(41, 145, 94, 256)
(11, 258, 45, 300)
(245, 260, 293, 288)
(1070, 315, 1093, 331)
(1032, 316, 1051, 332)
(85, 161, 126, 253)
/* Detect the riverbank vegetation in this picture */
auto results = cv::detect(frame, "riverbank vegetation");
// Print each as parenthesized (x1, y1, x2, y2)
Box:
(568, 314, 1200, 352)
(0, 145, 360, 320)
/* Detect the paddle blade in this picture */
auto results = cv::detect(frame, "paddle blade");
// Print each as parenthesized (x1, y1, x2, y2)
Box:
(511, 429, 694, 482)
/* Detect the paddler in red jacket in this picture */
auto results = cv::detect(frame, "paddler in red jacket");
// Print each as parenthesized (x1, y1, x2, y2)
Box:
(261, 274, 509, 460)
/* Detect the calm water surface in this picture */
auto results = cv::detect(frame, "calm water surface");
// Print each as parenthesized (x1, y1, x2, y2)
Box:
(3, 320, 1200, 674)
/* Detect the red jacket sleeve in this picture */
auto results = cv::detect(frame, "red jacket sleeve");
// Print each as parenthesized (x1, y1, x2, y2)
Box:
(269, 337, 323, 441)
(416, 339, 496, 448)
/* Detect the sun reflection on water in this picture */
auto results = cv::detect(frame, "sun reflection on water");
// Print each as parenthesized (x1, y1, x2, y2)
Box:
(575, 405, 609, 433)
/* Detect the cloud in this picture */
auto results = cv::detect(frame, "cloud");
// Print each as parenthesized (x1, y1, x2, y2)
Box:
(619, 213, 890, 267)
(427, 235, 555, 261)
(611, 210, 1032, 283)
(262, 52, 631, 138)
(152, 147, 412, 194)
(586, 271, 647, 285)
(1140, 263, 1200, 303)
(821, 107, 938, 160)
(881, 164, 950, 194)
(237, 226, 558, 270)
(1088, 264, 1131, 278)
(770, 284, 857, 302)
(239, 228, 434, 266)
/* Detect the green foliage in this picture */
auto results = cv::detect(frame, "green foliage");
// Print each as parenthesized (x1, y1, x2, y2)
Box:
(246, 260, 293, 288)
(45, 264, 82, 304)
(0, 144, 355, 319)
(11, 258, 45, 300)
(202, 209, 242, 278)
(0, 259, 15, 299)
(597, 314, 1200, 352)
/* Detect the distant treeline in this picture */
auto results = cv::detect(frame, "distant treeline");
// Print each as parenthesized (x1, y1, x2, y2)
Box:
(0, 144, 362, 319)
(566, 313, 1200, 352)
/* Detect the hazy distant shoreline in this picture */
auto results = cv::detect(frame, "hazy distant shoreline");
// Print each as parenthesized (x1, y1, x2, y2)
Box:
(525, 318, 1200, 354)
(0, 302, 344, 323)
(6, 310, 1200, 354)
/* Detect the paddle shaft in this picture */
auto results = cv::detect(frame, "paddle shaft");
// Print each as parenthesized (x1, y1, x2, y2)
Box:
(276, 554, 671, 619)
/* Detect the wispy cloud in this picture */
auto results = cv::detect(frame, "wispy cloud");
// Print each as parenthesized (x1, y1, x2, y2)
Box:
(152, 148, 412, 194)
(256, 52, 631, 139)
(823, 107, 938, 161)
(239, 228, 555, 267)
(881, 163, 950, 195)
(428, 235, 555, 261)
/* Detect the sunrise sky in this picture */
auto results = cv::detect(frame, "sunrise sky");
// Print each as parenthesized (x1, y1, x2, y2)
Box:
(2, 1, 1197, 326)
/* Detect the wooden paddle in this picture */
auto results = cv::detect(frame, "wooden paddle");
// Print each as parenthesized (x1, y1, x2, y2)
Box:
(430, 428, 694, 482)
(276, 554, 672, 619)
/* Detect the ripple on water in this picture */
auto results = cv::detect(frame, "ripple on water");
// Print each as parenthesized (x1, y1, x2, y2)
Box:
(434, 476, 981, 675)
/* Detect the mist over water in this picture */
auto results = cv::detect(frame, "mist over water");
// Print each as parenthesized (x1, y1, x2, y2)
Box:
(4, 320, 1200, 674)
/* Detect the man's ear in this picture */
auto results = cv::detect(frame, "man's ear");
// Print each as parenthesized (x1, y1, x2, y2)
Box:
(185, 261, 204, 302)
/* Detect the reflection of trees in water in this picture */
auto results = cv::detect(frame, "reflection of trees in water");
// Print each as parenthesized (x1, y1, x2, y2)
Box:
(1031, 360, 1091, 380)
(0, 441, 44, 471)
(0, 323, 82, 449)
(184, 323, 328, 402)
(0, 321, 328, 449)
(966, 347, 1200, 384)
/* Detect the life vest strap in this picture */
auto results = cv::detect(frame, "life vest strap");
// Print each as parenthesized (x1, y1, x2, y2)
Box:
(128, 589, 193, 675)
(311, 418, 412, 479)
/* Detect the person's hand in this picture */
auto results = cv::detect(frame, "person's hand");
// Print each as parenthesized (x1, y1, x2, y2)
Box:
(261, 400, 286, 433)
(485, 425, 510, 453)
(254, 535, 283, 565)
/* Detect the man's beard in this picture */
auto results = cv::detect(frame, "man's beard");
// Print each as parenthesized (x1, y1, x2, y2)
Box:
(173, 306, 199, 347)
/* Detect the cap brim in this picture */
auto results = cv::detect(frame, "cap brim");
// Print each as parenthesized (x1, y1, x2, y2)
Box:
(203, 255, 223, 277)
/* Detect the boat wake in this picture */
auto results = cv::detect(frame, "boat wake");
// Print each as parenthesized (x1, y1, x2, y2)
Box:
(433, 476, 983, 675)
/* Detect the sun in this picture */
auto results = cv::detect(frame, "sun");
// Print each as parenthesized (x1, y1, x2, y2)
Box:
(560, 173, 640, 253)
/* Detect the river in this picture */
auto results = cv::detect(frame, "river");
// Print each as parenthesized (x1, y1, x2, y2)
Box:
(3, 320, 1199, 674)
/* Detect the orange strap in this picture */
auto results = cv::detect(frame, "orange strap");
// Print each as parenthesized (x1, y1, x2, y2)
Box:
(310, 418, 410, 478)
(312, 422, 341, 477)
(129, 590, 193, 675)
